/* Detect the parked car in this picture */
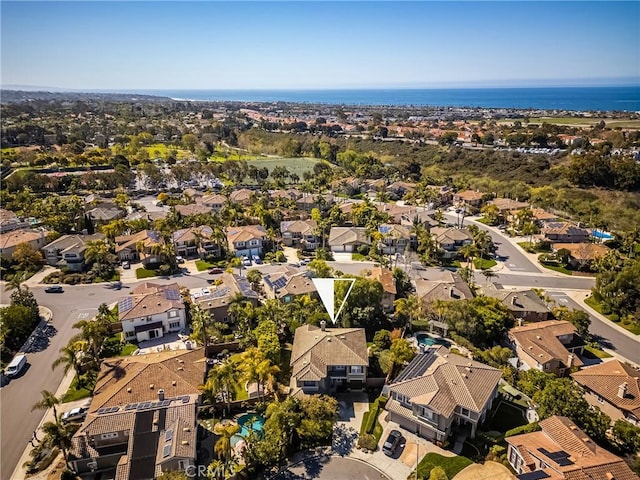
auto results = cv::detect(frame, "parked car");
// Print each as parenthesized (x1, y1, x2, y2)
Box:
(242, 256, 252, 266)
(208, 267, 224, 274)
(252, 255, 262, 264)
(382, 429, 402, 456)
(44, 286, 63, 293)
(176, 255, 185, 263)
(300, 258, 311, 266)
(4, 354, 27, 378)
(61, 406, 89, 423)
(122, 261, 130, 269)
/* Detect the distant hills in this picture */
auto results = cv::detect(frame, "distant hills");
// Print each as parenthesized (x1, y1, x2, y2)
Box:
(0, 89, 171, 103)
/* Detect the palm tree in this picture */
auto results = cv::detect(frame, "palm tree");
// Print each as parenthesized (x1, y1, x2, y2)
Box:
(52, 343, 84, 377)
(32, 390, 61, 423)
(4, 272, 25, 292)
(458, 243, 479, 270)
(204, 359, 241, 414)
(256, 357, 280, 401)
(393, 294, 423, 328)
(213, 422, 240, 474)
(41, 421, 74, 469)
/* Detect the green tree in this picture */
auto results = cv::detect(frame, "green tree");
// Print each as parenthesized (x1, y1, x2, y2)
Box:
(553, 307, 591, 340)
(31, 390, 61, 423)
(11, 242, 44, 272)
(246, 269, 262, 292)
(253, 319, 281, 365)
(0, 304, 36, 352)
(430, 466, 449, 480)
(612, 419, 640, 454)
(41, 420, 74, 469)
(213, 422, 241, 471)
(308, 259, 333, 278)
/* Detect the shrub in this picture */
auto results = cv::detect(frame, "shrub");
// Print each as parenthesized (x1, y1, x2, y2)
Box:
(610, 314, 620, 322)
(357, 433, 378, 451)
(506, 422, 540, 437)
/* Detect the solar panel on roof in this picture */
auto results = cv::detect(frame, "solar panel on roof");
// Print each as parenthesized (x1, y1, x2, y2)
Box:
(109, 406, 120, 413)
(118, 297, 133, 313)
(139, 402, 151, 410)
(394, 353, 435, 383)
(125, 403, 138, 411)
(161, 400, 171, 407)
(164, 289, 181, 301)
(181, 396, 189, 403)
(97, 408, 107, 414)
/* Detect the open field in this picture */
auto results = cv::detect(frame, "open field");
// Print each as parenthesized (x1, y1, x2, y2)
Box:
(246, 157, 324, 178)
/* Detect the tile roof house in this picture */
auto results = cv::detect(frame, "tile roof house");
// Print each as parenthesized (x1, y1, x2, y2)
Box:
(377, 224, 416, 254)
(69, 349, 205, 478)
(506, 415, 639, 480)
(192, 273, 259, 324)
(172, 225, 222, 259)
(430, 227, 473, 259)
(263, 270, 317, 303)
(280, 220, 319, 250)
(368, 266, 397, 312)
(41, 233, 103, 272)
(487, 198, 530, 212)
(118, 283, 186, 343)
(290, 324, 368, 396)
(531, 208, 559, 224)
(229, 188, 254, 206)
(508, 320, 584, 377)
(552, 243, 609, 270)
(415, 276, 474, 305)
(328, 226, 370, 253)
(225, 225, 267, 257)
(114, 230, 163, 265)
(86, 206, 125, 225)
(383, 346, 502, 442)
(174, 203, 213, 216)
(0, 228, 47, 259)
(0, 208, 29, 233)
(197, 193, 227, 211)
(386, 181, 417, 199)
(487, 287, 552, 322)
(572, 360, 640, 426)
(453, 190, 485, 207)
(542, 222, 590, 243)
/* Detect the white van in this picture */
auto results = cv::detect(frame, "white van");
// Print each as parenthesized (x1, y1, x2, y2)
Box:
(5, 354, 27, 378)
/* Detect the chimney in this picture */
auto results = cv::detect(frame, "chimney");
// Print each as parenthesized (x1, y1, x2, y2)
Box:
(320, 320, 326, 331)
(618, 383, 628, 399)
(449, 287, 454, 298)
(149, 384, 154, 390)
(567, 353, 574, 368)
(158, 389, 165, 401)
(518, 318, 524, 327)
(512, 295, 518, 306)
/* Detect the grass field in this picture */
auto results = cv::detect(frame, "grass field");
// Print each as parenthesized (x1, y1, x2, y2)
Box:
(61, 375, 94, 403)
(246, 157, 323, 178)
(414, 452, 473, 480)
(584, 345, 612, 359)
(474, 258, 497, 269)
(136, 267, 159, 279)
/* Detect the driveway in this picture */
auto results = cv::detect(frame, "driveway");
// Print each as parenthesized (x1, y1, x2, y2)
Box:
(272, 455, 392, 480)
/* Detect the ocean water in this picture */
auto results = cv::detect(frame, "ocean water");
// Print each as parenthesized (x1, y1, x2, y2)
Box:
(131, 86, 640, 112)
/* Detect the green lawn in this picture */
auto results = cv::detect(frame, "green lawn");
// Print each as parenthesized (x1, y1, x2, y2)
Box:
(360, 398, 385, 445)
(61, 375, 94, 403)
(539, 259, 573, 275)
(413, 452, 473, 480)
(474, 258, 497, 270)
(136, 267, 159, 279)
(352, 253, 367, 261)
(584, 345, 612, 359)
(195, 260, 215, 271)
(120, 343, 139, 356)
(487, 401, 527, 433)
(476, 217, 493, 225)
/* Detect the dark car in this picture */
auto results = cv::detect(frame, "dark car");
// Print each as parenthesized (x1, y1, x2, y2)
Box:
(44, 286, 64, 293)
(208, 268, 224, 274)
(382, 429, 402, 456)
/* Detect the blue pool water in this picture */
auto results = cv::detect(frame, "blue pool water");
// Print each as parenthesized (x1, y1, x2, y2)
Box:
(230, 413, 265, 447)
(416, 333, 450, 348)
(592, 229, 614, 240)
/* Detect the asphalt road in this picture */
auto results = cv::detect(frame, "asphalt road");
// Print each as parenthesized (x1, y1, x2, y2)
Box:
(546, 291, 640, 365)
(488, 272, 596, 290)
(273, 455, 392, 480)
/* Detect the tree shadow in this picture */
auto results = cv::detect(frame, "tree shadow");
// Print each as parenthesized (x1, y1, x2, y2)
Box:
(331, 423, 358, 456)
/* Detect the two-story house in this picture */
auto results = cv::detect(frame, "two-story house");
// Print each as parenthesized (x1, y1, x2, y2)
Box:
(453, 190, 485, 208)
(197, 193, 227, 212)
(263, 270, 317, 303)
(508, 320, 584, 376)
(70, 349, 205, 478)
(430, 227, 473, 259)
(506, 415, 638, 480)
(383, 347, 502, 442)
(485, 287, 551, 322)
(41, 233, 104, 272)
(280, 220, 319, 250)
(377, 224, 416, 254)
(226, 225, 267, 257)
(192, 273, 259, 324)
(118, 283, 186, 343)
(368, 266, 397, 312)
(572, 360, 640, 426)
(290, 323, 368, 396)
(114, 230, 163, 265)
(229, 188, 254, 206)
(172, 226, 222, 259)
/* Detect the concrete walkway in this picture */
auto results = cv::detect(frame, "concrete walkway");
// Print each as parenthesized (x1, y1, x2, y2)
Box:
(22, 266, 58, 288)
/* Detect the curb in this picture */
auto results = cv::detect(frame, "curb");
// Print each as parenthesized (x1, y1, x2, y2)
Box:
(269, 450, 393, 480)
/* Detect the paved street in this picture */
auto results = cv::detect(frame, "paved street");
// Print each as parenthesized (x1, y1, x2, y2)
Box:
(273, 455, 392, 480)
(490, 272, 595, 290)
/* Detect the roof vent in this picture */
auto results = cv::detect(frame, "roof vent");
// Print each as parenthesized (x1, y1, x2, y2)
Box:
(143, 305, 147, 309)
(570, 426, 577, 431)
(181, 440, 189, 445)
(528, 346, 533, 350)
(127, 387, 132, 393)
(536, 335, 542, 340)
(183, 427, 191, 432)
(178, 367, 184, 371)
(172, 381, 177, 386)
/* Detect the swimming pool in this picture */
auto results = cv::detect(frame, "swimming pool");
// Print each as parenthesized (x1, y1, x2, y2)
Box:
(416, 333, 450, 348)
(592, 229, 614, 240)
(230, 413, 265, 447)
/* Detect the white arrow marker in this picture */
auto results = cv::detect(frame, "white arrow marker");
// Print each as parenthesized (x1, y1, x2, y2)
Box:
(312, 278, 355, 324)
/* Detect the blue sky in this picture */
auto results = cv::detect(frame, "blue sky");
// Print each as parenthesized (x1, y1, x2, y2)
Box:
(1, 1, 639, 90)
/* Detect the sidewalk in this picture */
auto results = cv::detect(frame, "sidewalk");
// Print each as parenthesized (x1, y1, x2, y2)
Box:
(11, 368, 80, 480)
(22, 266, 57, 288)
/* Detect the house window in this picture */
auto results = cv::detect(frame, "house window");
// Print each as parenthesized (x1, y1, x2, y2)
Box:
(101, 432, 118, 440)
(250, 240, 259, 246)
(168, 310, 178, 318)
(350, 366, 362, 374)
(169, 321, 180, 329)
(302, 381, 316, 387)
(597, 395, 604, 404)
(421, 407, 434, 420)
(178, 460, 187, 470)
(125, 331, 136, 339)
(333, 365, 346, 371)
(461, 408, 470, 417)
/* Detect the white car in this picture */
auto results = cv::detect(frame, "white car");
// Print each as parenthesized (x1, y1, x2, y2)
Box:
(62, 406, 88, 423)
